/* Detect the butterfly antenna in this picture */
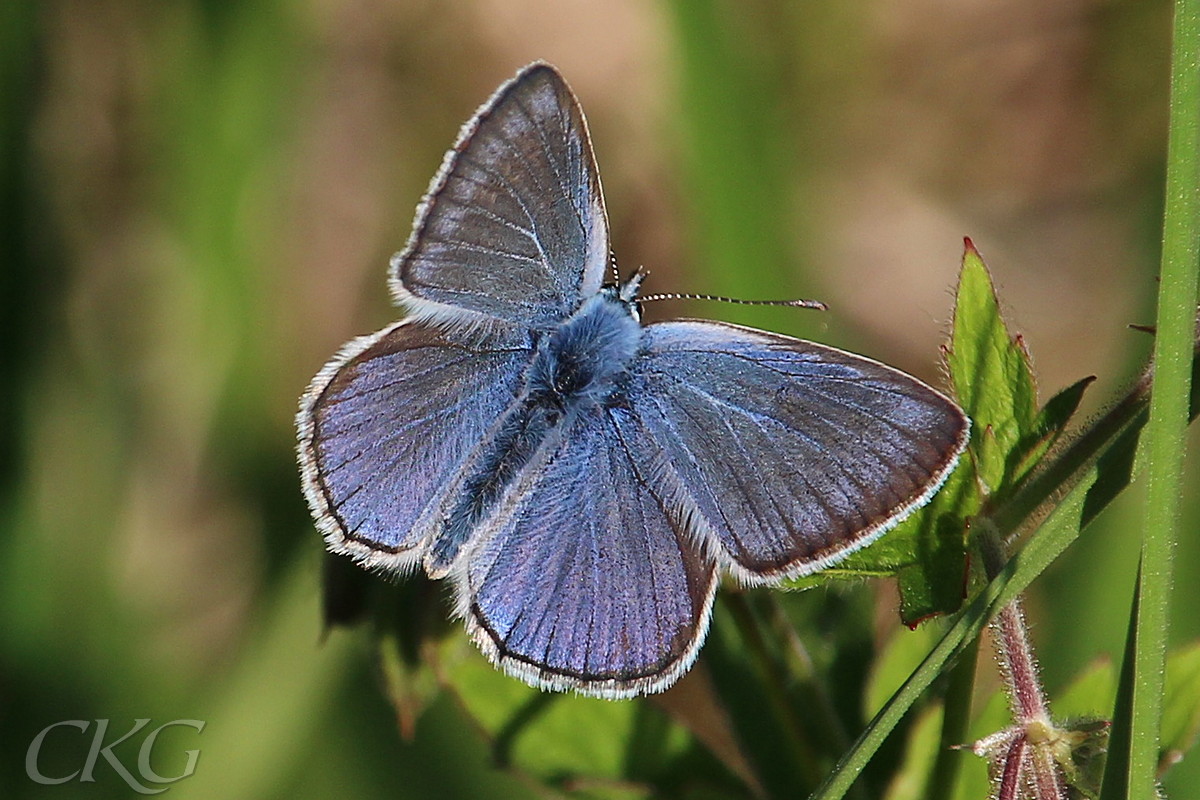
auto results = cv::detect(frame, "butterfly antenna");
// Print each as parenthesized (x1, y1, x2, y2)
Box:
(608, 251, 621, 284)
(639, 291, 828, 311)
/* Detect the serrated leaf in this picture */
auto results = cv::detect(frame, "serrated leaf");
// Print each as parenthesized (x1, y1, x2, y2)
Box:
(816, 328, 1200, 800)
(1007, 376, 1096, 489)
(889, 431, 978, 623)
(883, 240, 1035, 621)
(783, 524, 921, 591)
(947, 239, 1038, 495)
(972, 425, 1009, 501)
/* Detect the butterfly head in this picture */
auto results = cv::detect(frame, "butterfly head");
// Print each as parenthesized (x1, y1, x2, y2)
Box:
(601, 268, 647, 322)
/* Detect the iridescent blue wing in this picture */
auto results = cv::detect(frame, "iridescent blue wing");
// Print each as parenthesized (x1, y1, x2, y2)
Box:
(458, 405, 718, 698)
(298, 320, 532, 572)
(390, 63, 609, 331)
(626, 320, 970, 583)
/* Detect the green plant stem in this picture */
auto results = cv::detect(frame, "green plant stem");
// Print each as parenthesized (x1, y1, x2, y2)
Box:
(927, 637, 980, 800)
(1126, 0, 1200, 794)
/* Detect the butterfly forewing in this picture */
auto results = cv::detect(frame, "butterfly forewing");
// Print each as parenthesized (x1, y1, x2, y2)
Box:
(460, 405, 718, 698)
(298, 320, 532, 569)
(391, 64, 609, 330)
(628, 320, 969, 582)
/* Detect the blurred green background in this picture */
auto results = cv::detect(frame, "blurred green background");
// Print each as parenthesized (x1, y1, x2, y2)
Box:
(2, 0, 1195, 797)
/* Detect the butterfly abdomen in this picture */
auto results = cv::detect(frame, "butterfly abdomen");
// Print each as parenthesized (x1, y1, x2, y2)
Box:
(429, 398, 557, 573)
(426, 292, 642, 574)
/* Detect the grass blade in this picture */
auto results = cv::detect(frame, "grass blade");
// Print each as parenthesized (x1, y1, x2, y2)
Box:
(1121, 0, 1200, 795)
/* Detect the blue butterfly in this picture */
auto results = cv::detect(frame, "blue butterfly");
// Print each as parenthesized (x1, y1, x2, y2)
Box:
(297, 63, 969, 698)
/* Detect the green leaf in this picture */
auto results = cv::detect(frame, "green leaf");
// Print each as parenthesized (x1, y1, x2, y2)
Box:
(813, 329, 1200, 800)
(880, 705, 944, 800)
(892, 466, 973, 624)
(887, 240, 1036, 621)
(1160, 641, 1200, 771)
(780, 465, 972, 623)
(781, 398, 975, 623)
(827, 241, 1043, 622)
(434, 642, 745, 798)
(1053, 657, 1117, 722)
(947, 239, 1039, 496)
(1007, 375, 1096, 490)
(865, 621, 947, 717)
(886, 241, 1095, 624)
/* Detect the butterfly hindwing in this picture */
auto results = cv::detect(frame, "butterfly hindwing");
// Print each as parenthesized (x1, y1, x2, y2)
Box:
(628, 320, 969, 583)
(391, 64, 609, 331)
(459, 404, 718, 698)
(298, 320, 532, 570)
